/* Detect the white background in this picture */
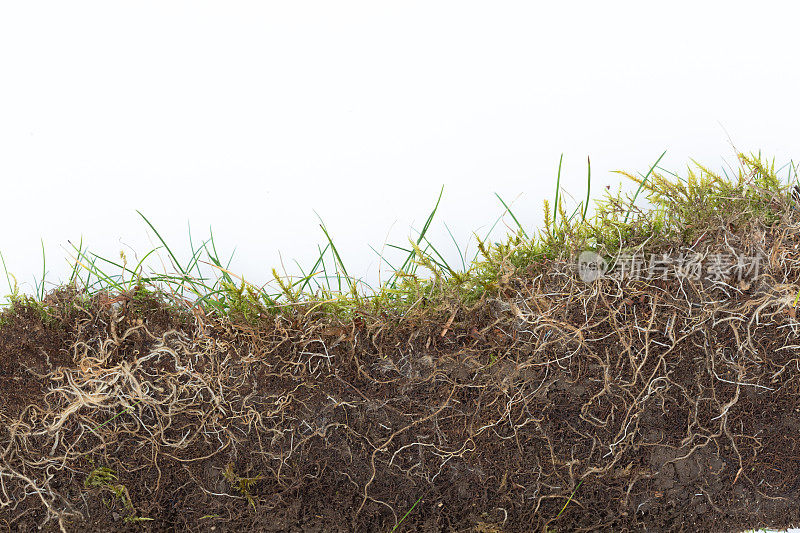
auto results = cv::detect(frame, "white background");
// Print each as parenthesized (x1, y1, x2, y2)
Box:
(1, 3, 798, 531)
(1, 1, 799, 302)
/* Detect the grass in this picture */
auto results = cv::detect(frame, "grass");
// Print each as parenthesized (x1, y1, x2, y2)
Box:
(390, 495, 423, 532)
(2, 150, 798, 329)
(89, 399, 143, 435)
(554, 479, 583, 520)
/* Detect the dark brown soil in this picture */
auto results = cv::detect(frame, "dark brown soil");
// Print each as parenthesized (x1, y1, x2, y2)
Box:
(1, 244, 800, 532)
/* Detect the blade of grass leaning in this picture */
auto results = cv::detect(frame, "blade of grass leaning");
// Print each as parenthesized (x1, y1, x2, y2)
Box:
(290, 258, 324, 297)
(390, 495, 423, 533)
(317, 216, 355, 296)
(79, 251, 98, 291)
(421, 236, 458, 277)
(553, 153, 563, 228)
(186, 236, 214, 280)
(292, 269, 325, 295)
(788, 159, 798, 185)
(66, 237, 83, 286)
(405, 240, 450, 276)
(494, 192, 529, 239)
(582, 156, 591, 221)
(624, 150, 667, 224)
(368, 243, 400, 278)
(78, 243, 218, 303)
(90, 399, 143, 435)
(390, 186, 444, 288)
(443, 222, 467, 272)
(81, 246, 165, 293)
(83, 250, 160, 290)
(38, 238, 46, 301)
(136, 211, 186, 278)
(385, 242, 449, 274)
(317, 243, 332, 294)
(775, 159, 793, 182)
(71, 250, 128, 295)
(317, 214, 358, 297)
(205, 227, 236, 285)
(471, 210, 506, 263)
(566, 202, 584, 224)
(198, 260, 258, 292)
(186, 222, 208, 279)
(126, 247, 162, 290)
(192, 293, 228, 314)
(139, 211, 204, 301)
(655, 161, 680, 180)
(554, 479, 583, 520)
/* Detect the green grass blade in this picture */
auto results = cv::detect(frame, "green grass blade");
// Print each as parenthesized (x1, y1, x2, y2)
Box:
(554, 479, 583, 520)
(566, 202, 583, 224)
(421, 236, 457, 276)
(67, 237, 84, 286)
(368, 243, 400, 278)
(390, 495, 423, 532)
(624, 150, 667, 224)
(471, 211, 505, 263)
(72, 250, 127, 295)
(203, 228, 235, 287)
(582, 156, 591, 221)
(36, 238, 47, 301)
(136, 211, 186, 277)
(185, 223, 213, 279)
(443, 222, 466, 272)
(127, 247, 162, 290)
(494, 192, 529, 239)
(90, 399, 143, 435)
(391, 186, 444, 287)
(554, 154, 563, 227)
(317, 217, 353, 295)
(299, 243, 330, 293)
(317, 244, 332, 293)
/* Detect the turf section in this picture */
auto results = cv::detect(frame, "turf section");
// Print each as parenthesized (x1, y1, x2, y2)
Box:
(1, 153, 800, 531)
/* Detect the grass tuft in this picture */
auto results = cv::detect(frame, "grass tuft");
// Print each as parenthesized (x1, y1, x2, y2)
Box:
(2, 150, 795, 330)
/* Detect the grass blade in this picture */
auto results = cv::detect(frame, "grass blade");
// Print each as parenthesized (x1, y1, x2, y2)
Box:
(390, 495, 422, 532)
(555, 479, 583, 520)
(369, 243, 399, 275)
(136, 211, 185, 277)
(391, 186, 444, 287)
(67, 237, 84, 286)
(494, 192, 528, 239)
(299, 243, 330, 293)
(624, 150, 667, 223)
(471, 211, 505, 263)
(317, 217, 354, 296)
(443, 222, 466, 272)
(37, 238, 47, 301)
(582, 156, 591, 221)
(554, 154, 563, 227)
